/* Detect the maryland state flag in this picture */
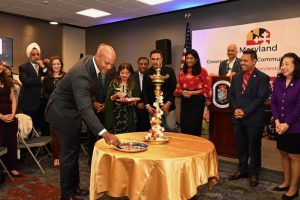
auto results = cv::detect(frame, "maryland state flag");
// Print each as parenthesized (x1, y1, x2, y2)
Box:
(246, 28, 270, 45)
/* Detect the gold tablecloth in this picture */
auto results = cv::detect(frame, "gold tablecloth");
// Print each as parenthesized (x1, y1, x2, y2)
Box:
(90, 132, 219, 200)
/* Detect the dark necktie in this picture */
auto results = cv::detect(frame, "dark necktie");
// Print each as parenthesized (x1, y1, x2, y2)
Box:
(226, 66, 231, 75)
(97, 73, 105, 87)
(101, 74, 106, 86)
(242, 73, 250, 93)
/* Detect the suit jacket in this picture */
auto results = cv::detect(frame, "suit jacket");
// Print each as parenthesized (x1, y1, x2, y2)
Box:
(45, 56, 104, 135)
(133, 71, 144, 102)
(142, 66, 177, 111)
(218, 58, 241, 76)
(94, 66, 116, 103)
(228, 68, 270, 126)
(271, 77, 300, 134)
(19, 61, 47, 111)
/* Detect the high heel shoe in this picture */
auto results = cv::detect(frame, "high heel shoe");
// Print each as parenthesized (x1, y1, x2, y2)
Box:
(53, 159, 60, 169)
(10, 171, 23, 178)
(273, 185, 290, 191)
(282, 190, 299, 200)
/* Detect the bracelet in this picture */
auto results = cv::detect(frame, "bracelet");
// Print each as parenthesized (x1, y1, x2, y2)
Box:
(111, 95, 116, 100)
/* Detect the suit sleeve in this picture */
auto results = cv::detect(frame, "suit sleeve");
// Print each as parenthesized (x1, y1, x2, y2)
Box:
(285, 85, 300, 126)
(165, 68, 177, 104)
(71, 74, 104, 135)
(243, 74, 270, 117)
(19, 65, 42, 87)
(271, 79, 279, 120)
(142, 71, 150, 105)
(131, 82, 140, 98)
(228, 76, 238, 110)
(104, 82, 115, 132)
(218, 62, 222, 76)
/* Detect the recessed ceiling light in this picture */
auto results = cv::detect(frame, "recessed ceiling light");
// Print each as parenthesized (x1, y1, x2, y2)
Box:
(137, 0, 173, 5)
(50, 21, 59, 25)
(76, 8, 111, 18)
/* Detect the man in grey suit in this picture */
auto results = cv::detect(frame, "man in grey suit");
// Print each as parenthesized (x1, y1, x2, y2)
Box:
(228, 49, 270, 187)
(45, 44, 120, 200)
(218, 44, 241, 77)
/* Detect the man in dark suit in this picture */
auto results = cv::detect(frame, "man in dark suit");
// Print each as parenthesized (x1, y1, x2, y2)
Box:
(45, 44, 120, 200)
(143, 50, 177, 131)
(86, 65, 116, 165)
(134, 57, 150, 131)
(228, 49, 270, 187)
(19, 42, 48, 133)
(218, 44, 241, 77)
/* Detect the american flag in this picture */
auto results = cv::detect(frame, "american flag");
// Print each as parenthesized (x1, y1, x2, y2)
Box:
(180, 21, 191, 69)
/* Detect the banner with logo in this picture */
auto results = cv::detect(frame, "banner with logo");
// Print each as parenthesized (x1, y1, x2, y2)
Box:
(192, 17, 300, 78)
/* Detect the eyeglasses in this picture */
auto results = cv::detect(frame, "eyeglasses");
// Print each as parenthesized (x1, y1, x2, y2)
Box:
(31, 53, 40, 56)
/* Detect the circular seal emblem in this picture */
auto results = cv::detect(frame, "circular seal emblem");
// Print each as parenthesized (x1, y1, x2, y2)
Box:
(212, 80, 230, 108)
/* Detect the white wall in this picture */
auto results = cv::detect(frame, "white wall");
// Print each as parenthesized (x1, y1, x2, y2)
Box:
(62, 26, 85, 71)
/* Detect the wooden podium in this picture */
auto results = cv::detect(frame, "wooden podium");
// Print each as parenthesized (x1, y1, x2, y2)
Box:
(208, 76, 237, 158)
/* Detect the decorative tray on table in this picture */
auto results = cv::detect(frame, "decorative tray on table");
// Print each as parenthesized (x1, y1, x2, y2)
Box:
(114, 141, 148, 152)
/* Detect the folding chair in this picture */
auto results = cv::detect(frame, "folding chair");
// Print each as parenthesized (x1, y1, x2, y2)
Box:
(0, 146, 14, 181)
(16, 114, 52, 174)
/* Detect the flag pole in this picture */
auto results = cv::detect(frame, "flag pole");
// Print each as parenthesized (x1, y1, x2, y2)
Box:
(180, 12, 192, 70)
(185, 11, 191, 21)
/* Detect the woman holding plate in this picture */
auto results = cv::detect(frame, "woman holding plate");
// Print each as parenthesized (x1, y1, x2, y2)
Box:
(105, 63, 139, 134)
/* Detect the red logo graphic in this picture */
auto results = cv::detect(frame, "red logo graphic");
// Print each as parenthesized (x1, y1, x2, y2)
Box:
(246, 28, 270, 45)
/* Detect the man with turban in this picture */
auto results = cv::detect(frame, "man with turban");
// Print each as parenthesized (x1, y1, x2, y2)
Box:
(19, 42, 47, 132)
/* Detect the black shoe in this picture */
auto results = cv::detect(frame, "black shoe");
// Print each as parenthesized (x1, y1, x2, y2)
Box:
(73, 186, 89, 197)
(60, 195, 87, 200)
(273, 186, 290, 191)
(228, 171, 248, 180)
(249, 175, 259, 187)
(0, 171, 6, 185)
(282, 190, 299, 200)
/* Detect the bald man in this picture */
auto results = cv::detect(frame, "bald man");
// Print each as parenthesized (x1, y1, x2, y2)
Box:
(45, 44, 120, 200)
(218, 44, 242, 77)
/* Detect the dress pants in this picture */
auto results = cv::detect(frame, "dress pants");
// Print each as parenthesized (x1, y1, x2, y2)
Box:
(233, 123, 264, 175)
(55, 120, 81, 198)
(87, 112, 104, 165)
(135, 108, 150, 131)
(50, 127, 60, 159)
(0, 119, 18, 171)
(161, 110, 177, 132)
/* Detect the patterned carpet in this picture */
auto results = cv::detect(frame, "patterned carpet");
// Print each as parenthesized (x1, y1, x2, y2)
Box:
(0, 152, 294, 200)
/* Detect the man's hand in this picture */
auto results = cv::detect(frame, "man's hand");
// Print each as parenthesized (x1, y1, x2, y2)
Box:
(36, 59, 45, 68)
(161, 102, 171, 114)
(146, 105, 156, 116)
(93, 102, 105, 112)
(102, 132, 121, 145)
(234, 109, 245, 119)
(137, 102, 145, 109)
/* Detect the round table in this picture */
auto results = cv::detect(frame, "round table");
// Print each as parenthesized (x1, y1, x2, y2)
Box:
(90, 132, 219, 200)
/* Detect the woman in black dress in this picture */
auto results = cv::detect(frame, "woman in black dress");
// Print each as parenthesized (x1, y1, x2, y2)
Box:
(174, 49, 211, 136)
(42, 56, 65, 168)
(0, 60, 22, 177)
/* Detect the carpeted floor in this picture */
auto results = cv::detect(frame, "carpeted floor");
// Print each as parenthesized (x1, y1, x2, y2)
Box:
(0, 152, 294, 200)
